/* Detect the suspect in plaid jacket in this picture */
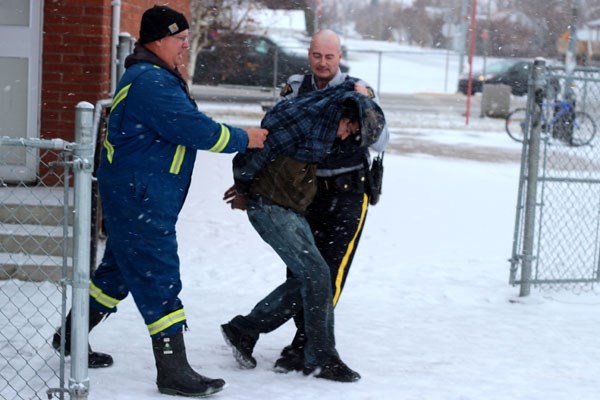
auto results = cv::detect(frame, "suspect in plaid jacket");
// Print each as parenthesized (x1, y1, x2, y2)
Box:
(232, 78, 385, 211)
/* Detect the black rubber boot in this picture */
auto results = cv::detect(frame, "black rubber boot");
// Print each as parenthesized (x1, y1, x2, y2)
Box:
(152, 331, 226, 397)
(52, 309, 113, 368)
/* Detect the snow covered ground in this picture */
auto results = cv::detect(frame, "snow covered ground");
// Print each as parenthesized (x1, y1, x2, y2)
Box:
(86, 142, 600, 400)
(86, 41, 600, 400)
(4, 39, 600, 400)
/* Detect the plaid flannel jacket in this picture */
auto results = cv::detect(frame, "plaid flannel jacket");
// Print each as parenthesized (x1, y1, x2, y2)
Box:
(233, 79, 385, 192)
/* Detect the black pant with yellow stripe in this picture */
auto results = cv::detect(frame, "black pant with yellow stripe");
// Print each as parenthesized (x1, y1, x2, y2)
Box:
(288, 168, 369, 351)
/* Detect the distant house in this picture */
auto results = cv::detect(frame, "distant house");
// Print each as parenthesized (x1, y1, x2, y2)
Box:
(488, 10, 539, 57)
(557, 21, 600, 64)
(235, 8, 308, 36)
(0, 0, 189, 183)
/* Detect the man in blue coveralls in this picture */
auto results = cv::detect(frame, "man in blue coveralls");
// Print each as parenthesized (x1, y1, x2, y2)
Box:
(51, 5, 267, 398)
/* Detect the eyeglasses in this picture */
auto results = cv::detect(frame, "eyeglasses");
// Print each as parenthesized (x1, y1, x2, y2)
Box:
(171, 34, 189, 44)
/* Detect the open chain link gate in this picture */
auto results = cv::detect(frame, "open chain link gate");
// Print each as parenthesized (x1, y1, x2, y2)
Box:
(509, 59, 600, 295)
(1, 102, 100, 400)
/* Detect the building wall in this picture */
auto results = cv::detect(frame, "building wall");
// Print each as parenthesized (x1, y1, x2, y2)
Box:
(41, 0, 190, 142)
(41, 0, 112, 142)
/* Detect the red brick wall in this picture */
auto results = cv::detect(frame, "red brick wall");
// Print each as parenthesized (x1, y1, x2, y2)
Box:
(41, 0, 112, 142)
(40, 0, 190, 142)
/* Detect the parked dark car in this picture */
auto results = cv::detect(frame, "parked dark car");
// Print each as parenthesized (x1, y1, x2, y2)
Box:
(193, 32, 349, 88)
(458, 60, 531, 96)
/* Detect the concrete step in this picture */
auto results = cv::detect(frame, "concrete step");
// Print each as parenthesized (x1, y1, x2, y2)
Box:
(0, 203, 73, 226)
(0, 223, 72, 257)
(0, 252, 71, 282)
(1, 198, 74, 282)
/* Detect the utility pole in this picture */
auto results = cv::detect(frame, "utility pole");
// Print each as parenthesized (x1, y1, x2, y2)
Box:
(314, 0, 320, 33)
(482, 0, 491, 76)
(565, 0, 579, 100)
(459, 0, 468, 75)
(465, 0, 477, 125)
(566, 0, 579, 72)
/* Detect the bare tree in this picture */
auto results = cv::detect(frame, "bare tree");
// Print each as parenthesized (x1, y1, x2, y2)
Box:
(187, 0, 600, 75)
(188, 0, 312, 80)
(189, 0, 222, 80)
(188, 0, 259, 80)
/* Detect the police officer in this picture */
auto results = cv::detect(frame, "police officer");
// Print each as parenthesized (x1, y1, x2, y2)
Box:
(274, 29, 389, 373)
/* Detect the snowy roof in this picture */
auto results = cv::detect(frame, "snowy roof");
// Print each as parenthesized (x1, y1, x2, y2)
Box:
(233, 9, 307, 35)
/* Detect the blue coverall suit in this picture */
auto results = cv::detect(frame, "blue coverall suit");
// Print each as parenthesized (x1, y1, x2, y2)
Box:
(90, 45, 249, 338)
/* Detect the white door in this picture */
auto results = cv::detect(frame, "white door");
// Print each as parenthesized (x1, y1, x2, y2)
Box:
(0, 0, 42, 183)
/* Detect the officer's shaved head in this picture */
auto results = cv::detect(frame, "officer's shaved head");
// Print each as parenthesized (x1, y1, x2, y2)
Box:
(310, 29, 342, 53)
(308, 29, 343, 88)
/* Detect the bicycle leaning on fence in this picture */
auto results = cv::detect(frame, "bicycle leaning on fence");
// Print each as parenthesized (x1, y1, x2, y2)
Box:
(505, 99, 597, 146)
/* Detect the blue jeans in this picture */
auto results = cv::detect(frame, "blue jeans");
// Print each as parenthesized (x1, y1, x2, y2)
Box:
(245, 198, 338, 367)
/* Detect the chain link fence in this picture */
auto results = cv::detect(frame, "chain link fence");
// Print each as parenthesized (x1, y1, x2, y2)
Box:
(1, 102, 98, 399)
(509, 60, 600, 294)
(345, 48, 460, 96)
(192, 39, 463, 97)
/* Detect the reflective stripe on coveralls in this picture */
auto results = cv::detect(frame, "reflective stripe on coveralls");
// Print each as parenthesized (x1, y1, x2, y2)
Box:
(208, 124, 231, 153)
(169, 145, 186, 174)
(103, 83, 132, 164)
(90, 282, 188, 336)
(90, 281, 120, 309)
(103, 87, 233, 173)
(147, 308, 186, 336)
(168, 123, 233, 174)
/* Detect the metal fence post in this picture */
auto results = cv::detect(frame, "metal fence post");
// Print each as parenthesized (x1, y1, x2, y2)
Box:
(272, 46, 279, 89)
(376, 51, 382, 97)
(519, 58, 546, 297)
(117, 33, 133, 84)
(69, 101, 95, 399)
